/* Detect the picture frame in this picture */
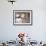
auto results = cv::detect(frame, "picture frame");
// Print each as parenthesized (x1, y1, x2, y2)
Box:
(13, 10, 32, 26)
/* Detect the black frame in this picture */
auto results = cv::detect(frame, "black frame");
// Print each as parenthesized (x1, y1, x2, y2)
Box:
(13, 10, 33, 26)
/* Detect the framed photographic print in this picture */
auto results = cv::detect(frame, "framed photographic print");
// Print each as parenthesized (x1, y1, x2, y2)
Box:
(13, 10, 32, 25)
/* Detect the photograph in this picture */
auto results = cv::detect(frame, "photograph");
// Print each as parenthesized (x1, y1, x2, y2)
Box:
(13, 10, 32, 25)
(0, 0, 46, 46)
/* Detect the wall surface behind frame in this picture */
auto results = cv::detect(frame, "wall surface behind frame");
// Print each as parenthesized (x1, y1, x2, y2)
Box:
(0, 0, 46, 41)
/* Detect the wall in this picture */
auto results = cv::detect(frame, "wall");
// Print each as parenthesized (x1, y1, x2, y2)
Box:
(0, 0, 46, 42)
